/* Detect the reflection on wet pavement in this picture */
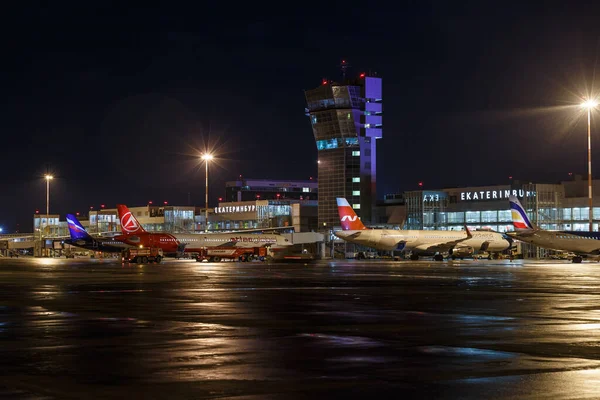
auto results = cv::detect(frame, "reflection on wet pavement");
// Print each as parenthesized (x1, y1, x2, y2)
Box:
(1, 258, 600, 398)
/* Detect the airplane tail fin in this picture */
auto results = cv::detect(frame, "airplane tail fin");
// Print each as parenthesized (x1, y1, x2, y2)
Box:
(66, 214, 92, 241)
(117, 204, 147, 234)
(336, 198, 368, 231)
(509, 195, 538, 231)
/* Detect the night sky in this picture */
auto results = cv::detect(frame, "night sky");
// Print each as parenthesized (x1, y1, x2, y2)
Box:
(3, 2, 600, 232)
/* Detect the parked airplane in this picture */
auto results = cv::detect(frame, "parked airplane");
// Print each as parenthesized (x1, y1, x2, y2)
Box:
(506, 195, 600, 263)
(115, 204, 291, 256)
(335, 198, 512, 261)
(66, 213, 130, 253)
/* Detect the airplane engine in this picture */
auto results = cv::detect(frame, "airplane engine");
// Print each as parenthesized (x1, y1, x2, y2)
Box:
(450, 246, 474, 258)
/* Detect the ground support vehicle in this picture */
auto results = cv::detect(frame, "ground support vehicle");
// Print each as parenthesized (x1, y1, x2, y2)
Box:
(195, 247, 267, 262)
(121, 248, 163, 264)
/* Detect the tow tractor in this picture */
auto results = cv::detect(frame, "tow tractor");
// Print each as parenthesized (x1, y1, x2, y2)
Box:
(121, 247, 163, 264)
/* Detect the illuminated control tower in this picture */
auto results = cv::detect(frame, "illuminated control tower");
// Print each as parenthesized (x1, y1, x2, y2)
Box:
(304, 70, 383, 229)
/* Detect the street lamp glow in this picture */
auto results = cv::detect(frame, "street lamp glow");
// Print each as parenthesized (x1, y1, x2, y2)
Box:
(581, 100, 598, 109)
(580, 99, 597, 231)
(201, 153, 214, 232)
(44, 175, 53, 216)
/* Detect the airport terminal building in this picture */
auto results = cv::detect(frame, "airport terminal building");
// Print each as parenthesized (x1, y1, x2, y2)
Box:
(390, 177, 596, 233)
(27, 178, 319, 237)
(376, 175, 600, 257)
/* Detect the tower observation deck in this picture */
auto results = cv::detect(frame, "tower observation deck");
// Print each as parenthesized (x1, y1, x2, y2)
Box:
(304, 71, 382, 229)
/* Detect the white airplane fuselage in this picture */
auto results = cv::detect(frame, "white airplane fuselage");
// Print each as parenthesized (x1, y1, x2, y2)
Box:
(335, 229, 510, 253)
(506, 230, 600, 255)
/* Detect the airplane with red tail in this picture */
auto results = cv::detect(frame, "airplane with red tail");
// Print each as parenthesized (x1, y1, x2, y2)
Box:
(334, 198, 512, 261)
(115, 204, 291, 257)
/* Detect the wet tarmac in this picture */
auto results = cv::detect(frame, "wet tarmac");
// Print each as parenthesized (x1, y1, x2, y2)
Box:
(1, 257, 600, 399)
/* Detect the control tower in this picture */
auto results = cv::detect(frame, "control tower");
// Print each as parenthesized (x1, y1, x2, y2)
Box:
(304, 70, 383, 229)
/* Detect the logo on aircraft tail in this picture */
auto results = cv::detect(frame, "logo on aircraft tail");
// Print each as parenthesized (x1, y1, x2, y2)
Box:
(66, 217, 86, 232)
(336, 198, 367, 231)
(120, 212, 140, 233)
(509, 195, 536, 231)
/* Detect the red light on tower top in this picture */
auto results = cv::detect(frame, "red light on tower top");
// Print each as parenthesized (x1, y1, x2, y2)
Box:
(322, 79, 328, 85)
(418, 182, 423, 187)
(101, 204, 105, 209)
(35, 209, 39, 214)
(164, 201, 168, 205)
(218, 197, 223, 202)
(359, 72, 366, 78)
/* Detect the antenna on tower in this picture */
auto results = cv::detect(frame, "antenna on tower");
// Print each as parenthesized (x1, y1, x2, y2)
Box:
(340, 59, 351, 81)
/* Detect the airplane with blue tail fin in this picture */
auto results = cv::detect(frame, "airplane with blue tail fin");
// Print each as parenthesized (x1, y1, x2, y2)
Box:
(506, 195, 600, 263)
(66, 213, 130, 253)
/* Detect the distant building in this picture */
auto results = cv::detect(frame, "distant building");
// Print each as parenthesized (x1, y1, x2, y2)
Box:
(224, 178, 317, 202)
(304, 71, 382, 229)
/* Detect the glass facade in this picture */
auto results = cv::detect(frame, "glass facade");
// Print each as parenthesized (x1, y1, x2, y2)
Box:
(33, 215, 61, 237)
(406, 191, 448, 230)
(403, 185, 567, 233)
(257, 203, 292, 229)
(164, 207, 195, 233)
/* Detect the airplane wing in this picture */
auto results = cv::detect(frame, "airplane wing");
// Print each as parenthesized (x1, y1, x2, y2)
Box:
(507, 229, 536, 238)
(414, 226, 473, 253)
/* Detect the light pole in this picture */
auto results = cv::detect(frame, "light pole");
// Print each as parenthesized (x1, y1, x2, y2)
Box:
(42, 174, 52, 257)
(201, 153, 213, 232)
(44, 174, 53, 236)
(581, 100, 598, 232)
